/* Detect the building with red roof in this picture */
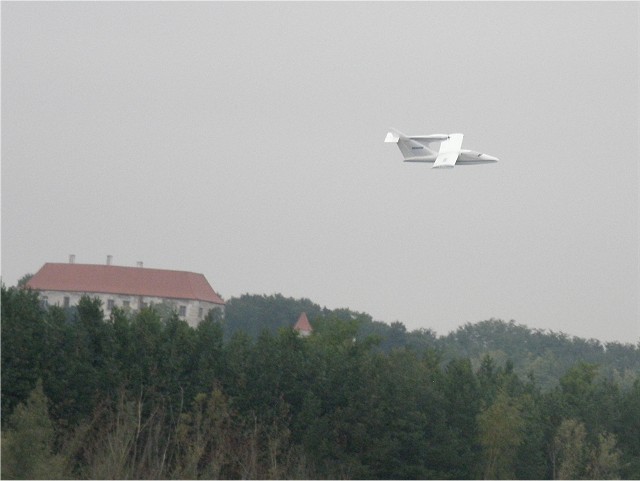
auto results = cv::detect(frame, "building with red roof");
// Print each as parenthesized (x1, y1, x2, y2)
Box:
(293, 312, 313, 337)
(26, 257, 224, 326)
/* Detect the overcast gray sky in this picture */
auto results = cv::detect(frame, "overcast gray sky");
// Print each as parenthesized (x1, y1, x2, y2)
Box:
(2, 2, 638, 343)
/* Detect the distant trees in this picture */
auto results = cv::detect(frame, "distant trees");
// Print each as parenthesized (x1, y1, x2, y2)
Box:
(227, 300, 639, 391)
(439, 319, 640, 391)
(223, 293, 324, 339)
(2, 284, 639, 479)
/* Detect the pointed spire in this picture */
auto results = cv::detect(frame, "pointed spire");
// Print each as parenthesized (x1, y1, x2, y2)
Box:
(293, 312, 313, 337)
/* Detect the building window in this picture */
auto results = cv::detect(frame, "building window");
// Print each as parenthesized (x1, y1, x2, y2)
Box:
(63, 296, 70, 308)
(179, 305, 187, 317)
(123, 300, 130, 309)
(40, 296, 49, 308)
(107, 299, 115, 310)
(199, 307, 204, 319)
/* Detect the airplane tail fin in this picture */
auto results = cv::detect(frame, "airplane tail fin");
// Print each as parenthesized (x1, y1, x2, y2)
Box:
(385, 128, 440, 160)
(384, 128, 405, 143)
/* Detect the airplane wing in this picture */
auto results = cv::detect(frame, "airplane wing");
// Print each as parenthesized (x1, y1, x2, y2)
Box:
(432, 134, 463, 169)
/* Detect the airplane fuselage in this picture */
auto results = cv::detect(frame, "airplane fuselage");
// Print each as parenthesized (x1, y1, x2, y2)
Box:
(402, 149, 499, 165)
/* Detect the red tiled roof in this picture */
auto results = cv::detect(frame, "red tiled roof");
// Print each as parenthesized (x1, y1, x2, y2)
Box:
(293, 312, 313, 333)
(26, 263, 224, 304)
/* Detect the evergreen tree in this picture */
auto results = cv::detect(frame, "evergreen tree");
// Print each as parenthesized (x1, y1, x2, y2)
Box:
(1, 286, 47, 419)
(1, 380, 65, 479)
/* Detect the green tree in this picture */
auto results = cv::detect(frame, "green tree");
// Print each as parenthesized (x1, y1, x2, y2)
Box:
(552, 418, 588, 479)
(615, 379, 640, 478)
(477, 389, 524, 479)
(587, 432, 622, 480)
(193, 309, 225, 394)
(126, 307, 164, 392)
(441, 358, 482, 478)
(38, 305, 81, 426)
(173, 388, 234, 478)
(1, 286, 47, 420)
(1, 379, 65, 479)
(513, 390, 549, 479)
(49, 295, 117, 424)
(16, 273, 34, 288)
(558, 362, 622, 441)
(157, 313, 197, 409)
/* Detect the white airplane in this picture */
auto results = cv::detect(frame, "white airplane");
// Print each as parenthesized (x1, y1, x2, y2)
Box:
(384, 128, 499, 169)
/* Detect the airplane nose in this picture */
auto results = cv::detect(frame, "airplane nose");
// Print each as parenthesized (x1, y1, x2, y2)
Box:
(484, 154, 499, 162)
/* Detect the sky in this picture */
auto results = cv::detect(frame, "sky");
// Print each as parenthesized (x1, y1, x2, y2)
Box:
(2, 1, 638, 344)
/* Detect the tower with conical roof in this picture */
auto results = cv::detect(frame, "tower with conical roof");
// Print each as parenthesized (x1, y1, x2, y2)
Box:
(293, 312, 313, 337)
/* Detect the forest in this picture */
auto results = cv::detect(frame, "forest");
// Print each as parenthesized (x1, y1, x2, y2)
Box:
(2, 286, 639, 479)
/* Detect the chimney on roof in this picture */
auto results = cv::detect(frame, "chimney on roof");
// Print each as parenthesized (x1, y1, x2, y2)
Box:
(137, 261, 143, 268)
(69, 254, 76, 264)
(107, 255, 113, 266)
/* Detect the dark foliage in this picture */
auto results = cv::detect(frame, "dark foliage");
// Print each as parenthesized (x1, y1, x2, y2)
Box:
(2, 285, 638, 479)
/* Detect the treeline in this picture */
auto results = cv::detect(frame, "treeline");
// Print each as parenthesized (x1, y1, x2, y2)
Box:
(2, 286, 639, 479)
(225, 294, 640, 390)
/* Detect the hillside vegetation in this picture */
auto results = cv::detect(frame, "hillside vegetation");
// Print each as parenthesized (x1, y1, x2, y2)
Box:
(225, 294, 640, 390)
(2, 287, 639, 479)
